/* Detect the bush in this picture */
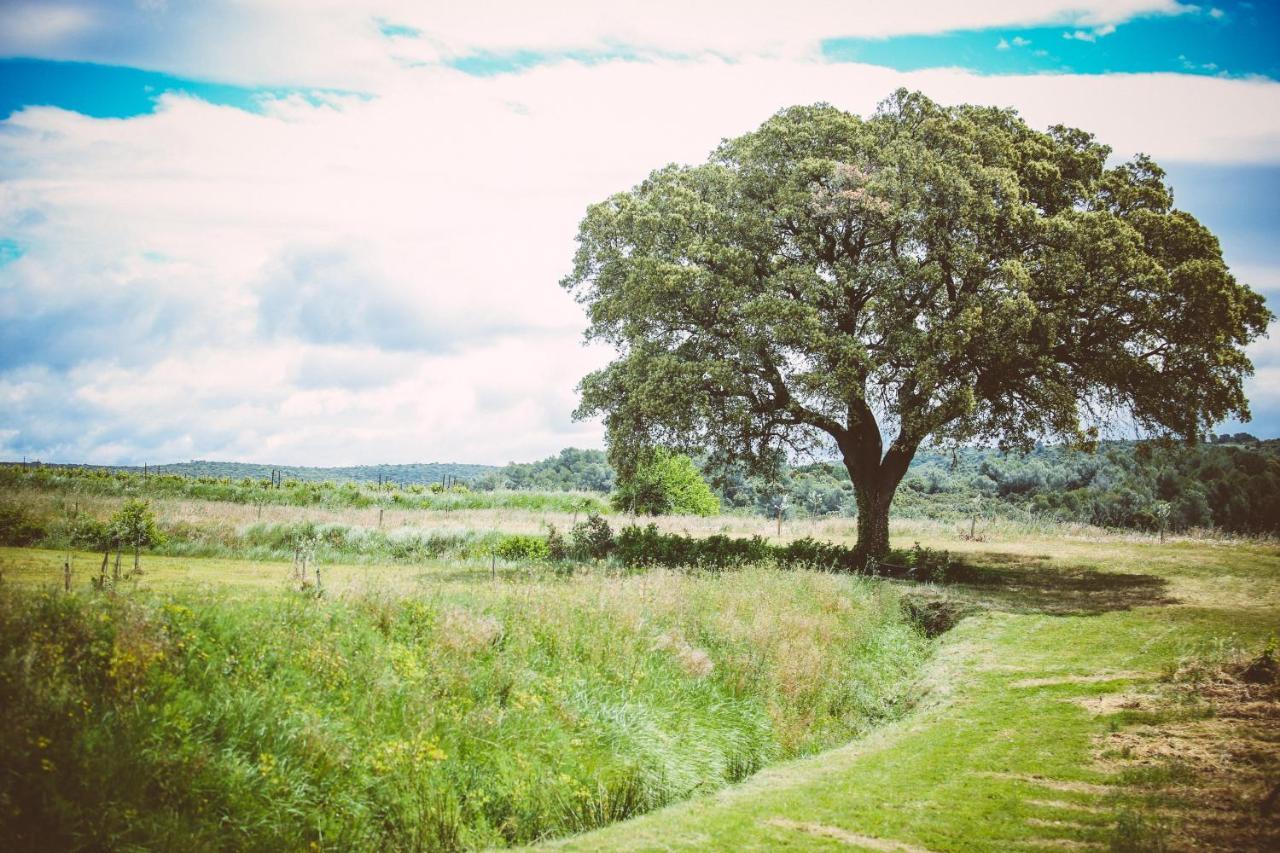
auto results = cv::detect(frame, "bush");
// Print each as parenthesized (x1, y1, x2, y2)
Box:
(610, 526, 954, 580)
(493, 534, 550, 562)
(544, 525, 570, 561)
(902, 542, 955, 582)
(0, 503, 46, 546)
(109, 500, 163, 552)
(570, 513, 614, 560)
(70, 518, 113, 553)
(614, 525, 771, 571)
(775, 537, 859, 572)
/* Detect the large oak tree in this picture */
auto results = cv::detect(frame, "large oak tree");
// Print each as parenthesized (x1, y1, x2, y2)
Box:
(562, 90, 1271, 559)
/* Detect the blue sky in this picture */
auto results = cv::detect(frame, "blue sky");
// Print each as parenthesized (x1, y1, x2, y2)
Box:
(0, 58, 346, 120)
(0, 1, 1277, 465)
(824, 1, 1279, 78)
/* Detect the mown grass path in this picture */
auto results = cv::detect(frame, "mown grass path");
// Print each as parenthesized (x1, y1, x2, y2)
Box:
(544, 540, 1280, 851)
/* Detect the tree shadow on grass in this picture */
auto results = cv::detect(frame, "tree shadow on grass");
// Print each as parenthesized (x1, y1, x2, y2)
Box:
(935, 552, 1176, 617)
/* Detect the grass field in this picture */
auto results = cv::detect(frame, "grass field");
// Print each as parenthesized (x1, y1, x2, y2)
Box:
(1, 500, 1277, 850)
(543, 531, 1280, 851)
(0, 546, 929, 849)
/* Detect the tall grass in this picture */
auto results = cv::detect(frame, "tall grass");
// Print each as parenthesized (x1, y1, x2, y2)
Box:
(0, 569, 928, 849)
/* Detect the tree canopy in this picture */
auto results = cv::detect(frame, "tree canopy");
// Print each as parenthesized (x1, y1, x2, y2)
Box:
(562, 89, 1271, 558)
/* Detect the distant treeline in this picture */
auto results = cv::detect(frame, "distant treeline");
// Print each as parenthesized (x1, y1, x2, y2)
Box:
(714, 438, 1279, 536)
(0, 465, 608, 516)
(20, 460, 496, 487)
(472, 439, 1279, 536)
(471, 448, 616, 493)
(6, 436, 1277, 535)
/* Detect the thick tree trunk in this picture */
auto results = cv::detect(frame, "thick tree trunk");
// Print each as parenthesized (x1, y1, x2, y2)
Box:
(840, 436, 915, 564)
(854, 491, 892, 560)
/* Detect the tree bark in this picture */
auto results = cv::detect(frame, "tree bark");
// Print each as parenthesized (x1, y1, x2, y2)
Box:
(854, 492, 892, 560)
(839, 426, 916, 563)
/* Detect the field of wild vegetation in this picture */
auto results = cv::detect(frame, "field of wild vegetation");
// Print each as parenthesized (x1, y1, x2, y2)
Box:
(1, 462, 1278, 850)
(14, 435, 1280, 537)
(0, 559, 928, 849)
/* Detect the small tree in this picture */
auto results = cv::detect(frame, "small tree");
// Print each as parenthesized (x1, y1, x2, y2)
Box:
(612, 449, 721, 516)
(71, 518, 114, 583)
(110, 500, 162, 576)
(292, 523, 320, 583)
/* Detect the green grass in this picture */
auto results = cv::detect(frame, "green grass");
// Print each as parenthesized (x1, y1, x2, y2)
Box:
(3, 508, 1277, 851)
(0, 552, 928, 850)
(540, 533, 1280, 851)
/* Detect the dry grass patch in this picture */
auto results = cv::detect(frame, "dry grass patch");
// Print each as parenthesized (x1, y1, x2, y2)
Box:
(1012, 671, 1154, 689)
(1095, 648, 1280, 851)
(1073, 692, 1151, 716)
(766, 818, 939, 852)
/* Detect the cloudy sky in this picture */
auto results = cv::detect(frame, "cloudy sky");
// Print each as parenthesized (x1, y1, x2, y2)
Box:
(1, 0, 1277, 465)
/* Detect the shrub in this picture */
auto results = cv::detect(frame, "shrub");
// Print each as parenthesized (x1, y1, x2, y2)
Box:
(494, 534, 550, 562)
(614, 525, 772, 571)
(902, 542, 954, 582)
(0, 503, 47, 546)
(70, 518, 113, 552)
(571, 513, 614, 560)
(776, 537, 859, 572)
(110, 500, 163, 552)
(610, 526, 955, 580)
(545, 525, 570, 562)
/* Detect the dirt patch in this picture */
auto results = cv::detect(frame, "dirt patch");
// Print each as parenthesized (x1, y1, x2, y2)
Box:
(1074, 692, 1151, 715)
(1026, 799, 1107, 814)
(1026, 817, 1096, 831)
(766, 818, 938, 852)
(1012, 671, 1152, 689)
(978, 772, 1114, 796)
(1095, 654, 1280, 851)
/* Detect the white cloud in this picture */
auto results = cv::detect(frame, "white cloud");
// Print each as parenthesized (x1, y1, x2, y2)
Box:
(1232, 265, 1280, 299)
(0, 1, 1195, 88)
(2, 3, 95, 47)
(1064, 23, 1118, 41)
(998, 35, 1033, 50)
(2, 56, 1279, 462)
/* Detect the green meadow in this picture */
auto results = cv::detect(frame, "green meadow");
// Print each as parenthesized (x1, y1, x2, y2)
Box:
(1, 489, 1277, 850)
